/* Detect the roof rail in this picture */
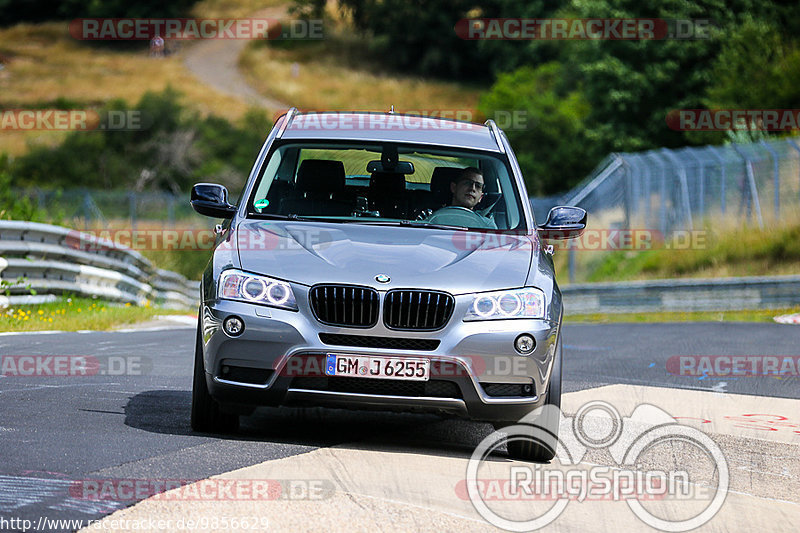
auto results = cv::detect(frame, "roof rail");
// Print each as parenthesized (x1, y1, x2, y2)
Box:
(484, 119, 506, 153)
(276, 107, 299, 139)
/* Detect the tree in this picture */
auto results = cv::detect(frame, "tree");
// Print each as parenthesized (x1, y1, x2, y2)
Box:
(0, 0, 198, 25)
(480, 64, 594, 195)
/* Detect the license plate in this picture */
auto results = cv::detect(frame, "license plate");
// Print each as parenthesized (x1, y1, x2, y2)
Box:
(325, 354, 430, 381)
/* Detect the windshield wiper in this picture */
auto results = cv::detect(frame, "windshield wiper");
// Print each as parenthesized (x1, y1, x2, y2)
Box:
(248, 213, 348, 222)
(346, 220, 469, 231)
(247, 213, 296, 220)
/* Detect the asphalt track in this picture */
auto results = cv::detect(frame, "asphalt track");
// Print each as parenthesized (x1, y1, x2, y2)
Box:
(0, 321, 798, 532)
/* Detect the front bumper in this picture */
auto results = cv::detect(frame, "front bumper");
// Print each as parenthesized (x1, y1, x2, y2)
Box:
(201, 295, 560, 423)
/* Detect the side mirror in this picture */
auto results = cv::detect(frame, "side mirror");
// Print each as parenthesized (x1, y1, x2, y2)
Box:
(537, 206, 587, 240)
(191, 183, 237, 219)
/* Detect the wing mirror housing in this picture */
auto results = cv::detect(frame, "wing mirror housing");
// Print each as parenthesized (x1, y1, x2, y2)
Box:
(537, 206, 587, 240)
(191, 183, 237, 219)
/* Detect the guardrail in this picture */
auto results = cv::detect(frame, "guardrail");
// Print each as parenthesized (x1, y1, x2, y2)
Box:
(0, 221, 198, 309)
(561, 275, 800, 315)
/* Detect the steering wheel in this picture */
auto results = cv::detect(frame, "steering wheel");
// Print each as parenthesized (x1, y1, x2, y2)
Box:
(426, 206, 495, 228)
(476, 194, 502, 218)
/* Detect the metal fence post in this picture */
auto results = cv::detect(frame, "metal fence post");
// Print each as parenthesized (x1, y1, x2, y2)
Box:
(706, 146, 726, 215)
(685, 149, 705, 217)
(731, 144, 764, 228)
(128, 192, 137, 230)
(660, 150, 693, 231)
(760, 139, 780, 219)
(568, 248, 576, 284)
(623, 159, 632, 229)
(645, 153, 668, 236)
(642, 158, 651, 224)
(786, 138, 800, 204)
(167, 194, 175, 227)
(82, 191, 91, 230)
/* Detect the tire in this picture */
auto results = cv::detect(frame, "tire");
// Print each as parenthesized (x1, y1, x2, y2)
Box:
(191, 321, 239, 433)
(505, 334, 562, 462)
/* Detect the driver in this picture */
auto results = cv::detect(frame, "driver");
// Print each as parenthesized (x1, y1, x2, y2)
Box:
(450, 167, 485, 209)
(445, 167, 497, 228)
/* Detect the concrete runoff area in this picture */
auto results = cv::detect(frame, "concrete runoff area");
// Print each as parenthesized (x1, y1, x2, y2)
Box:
(80, 385, 800, 532)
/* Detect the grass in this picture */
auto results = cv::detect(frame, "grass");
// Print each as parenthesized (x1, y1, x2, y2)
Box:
(0, 21, 250, 156)
(554, 216, 800, 284)
(0, 0, 485, 158)
(239, 26, 485, 113)
(192, 0, 287, 18)
(76, 219, 213, 281)
(566, 307, 800, 323)
(0, 297, 189, 332)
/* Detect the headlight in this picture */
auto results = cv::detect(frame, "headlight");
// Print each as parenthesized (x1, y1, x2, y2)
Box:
(464, 287, 545, 321)
(218, 269, 298, 310)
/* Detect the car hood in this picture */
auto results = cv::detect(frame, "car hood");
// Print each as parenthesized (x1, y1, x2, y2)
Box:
(234, 220, 535, 294)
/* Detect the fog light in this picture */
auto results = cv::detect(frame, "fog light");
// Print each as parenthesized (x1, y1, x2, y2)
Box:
(514, 334, 535, 355)
(223, 316, 244, 337)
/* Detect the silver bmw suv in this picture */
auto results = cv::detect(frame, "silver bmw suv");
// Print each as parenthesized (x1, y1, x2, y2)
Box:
(190, 109, 586, 461)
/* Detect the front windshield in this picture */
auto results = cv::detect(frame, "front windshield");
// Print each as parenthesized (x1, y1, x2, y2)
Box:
(247, 142, 526, 231)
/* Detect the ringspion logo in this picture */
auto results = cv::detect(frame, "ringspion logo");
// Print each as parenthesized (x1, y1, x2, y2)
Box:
(464, 401, 728, 531)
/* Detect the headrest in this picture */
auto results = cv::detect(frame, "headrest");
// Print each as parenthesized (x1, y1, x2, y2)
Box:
(296, 159, 346, 193)
(430, 167, 463, 204)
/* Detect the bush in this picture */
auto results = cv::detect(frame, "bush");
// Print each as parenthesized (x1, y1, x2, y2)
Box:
(9, 88, 272, 196)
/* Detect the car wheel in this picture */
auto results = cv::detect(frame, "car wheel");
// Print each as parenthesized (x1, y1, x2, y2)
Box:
(191, 321, 239, 433)
(504, 334, 562, 462)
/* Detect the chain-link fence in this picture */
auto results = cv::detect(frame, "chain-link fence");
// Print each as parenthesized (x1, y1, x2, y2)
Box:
(535, 137, 800, 282)
(15, 188, 203, 228)
(564, 137, 800, 234)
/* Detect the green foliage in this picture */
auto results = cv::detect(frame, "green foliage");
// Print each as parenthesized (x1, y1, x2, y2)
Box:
(9, 88, 272, 196)
(0, 156, 45, 221)
(478, 0, 799, 193)
(706, 17, 800, 110)
(140, 248, 210, 281)
(289, 0, 327, 19)
(0, 0, 199, 25)
(332, 0, 505, 78)
(585, 222, 800, 282)
(479, 64, 595, 194)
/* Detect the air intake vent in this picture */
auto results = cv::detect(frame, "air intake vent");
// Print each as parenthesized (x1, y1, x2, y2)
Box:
(319, 333, 440, 351)
(383, 290, 454, 330)
(219, 365, 274, 385)
(481, 383, 535, 397)
(309, 285, 379, 328)
(290, 377, 461, 398)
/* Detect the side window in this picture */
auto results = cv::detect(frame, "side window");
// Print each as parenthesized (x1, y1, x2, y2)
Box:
(252, 146, 285, 211)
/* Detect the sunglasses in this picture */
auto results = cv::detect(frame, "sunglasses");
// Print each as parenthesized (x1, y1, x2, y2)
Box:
(458, 179, 485, 192)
